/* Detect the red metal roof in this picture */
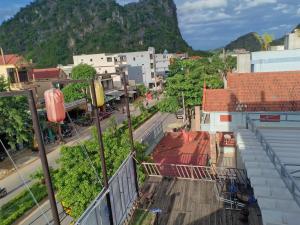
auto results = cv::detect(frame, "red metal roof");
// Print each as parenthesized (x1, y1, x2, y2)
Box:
(0, 54, 24, 65)
(29, 68, 61, 79)
(152, 131, 210, 166)
(203, 71, 300, 112)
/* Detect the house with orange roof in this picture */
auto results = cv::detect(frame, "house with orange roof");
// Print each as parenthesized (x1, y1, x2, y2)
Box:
(201, 71, 300, 133)
(0, 52, 40, 96)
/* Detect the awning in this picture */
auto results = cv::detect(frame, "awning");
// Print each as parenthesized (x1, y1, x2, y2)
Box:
(65, 99, 87, 111)
(105, 89, 124, 101)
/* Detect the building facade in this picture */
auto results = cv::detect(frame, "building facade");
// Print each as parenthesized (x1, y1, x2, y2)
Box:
(0, 54, 39, 96)
(73, 47, 176, 89)
(201, 71, 300, 133)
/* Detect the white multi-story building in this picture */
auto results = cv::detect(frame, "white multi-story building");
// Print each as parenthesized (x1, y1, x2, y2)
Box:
(73, 47, 176, 89)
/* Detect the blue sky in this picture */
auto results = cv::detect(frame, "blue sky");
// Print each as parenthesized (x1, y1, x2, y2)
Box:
(0, 0, 300, 50)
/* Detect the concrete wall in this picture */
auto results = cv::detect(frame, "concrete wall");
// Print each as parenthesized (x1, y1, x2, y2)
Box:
(236, 53, 251, 73)
(73, 53, 118, 74)
(251, 49, 300, 72)
(155, 53, 174, 76)
(285, 31, 300, 50)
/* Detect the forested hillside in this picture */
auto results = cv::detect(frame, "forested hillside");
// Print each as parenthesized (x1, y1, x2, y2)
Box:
(0, 0, 191, 67)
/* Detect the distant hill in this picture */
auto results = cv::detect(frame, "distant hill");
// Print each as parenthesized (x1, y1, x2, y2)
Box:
(0, 0, 193, 67)
(271, 23, 300, 46)
(225, 32, 262, 52)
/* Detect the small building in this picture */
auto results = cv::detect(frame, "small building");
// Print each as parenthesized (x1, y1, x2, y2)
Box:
(201, 71, 300, 133)
(0, 54, 38, 95)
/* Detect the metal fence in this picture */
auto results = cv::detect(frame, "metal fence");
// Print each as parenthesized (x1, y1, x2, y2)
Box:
(246, 114, 300, 206)
(76, 154, 137, 225)
(142, 162, 248, 184)
(140, 122, 164, 155)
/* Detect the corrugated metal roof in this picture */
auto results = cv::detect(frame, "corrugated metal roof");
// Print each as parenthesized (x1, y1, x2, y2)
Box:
(237, 128, 300, 225)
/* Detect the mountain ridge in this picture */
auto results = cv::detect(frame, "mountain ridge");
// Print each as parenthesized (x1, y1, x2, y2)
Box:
(0, 0, 192, 67)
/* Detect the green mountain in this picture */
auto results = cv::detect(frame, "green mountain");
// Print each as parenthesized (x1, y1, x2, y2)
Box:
(271, 24, 300, 46)
(0, 0, 191, 67)
(225, 32, 262, 52)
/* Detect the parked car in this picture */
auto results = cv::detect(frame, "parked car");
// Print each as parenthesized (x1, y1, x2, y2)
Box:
(0, 151, 6, 162)
(176, 109, 184, 119)
(0, 187, 7, 199)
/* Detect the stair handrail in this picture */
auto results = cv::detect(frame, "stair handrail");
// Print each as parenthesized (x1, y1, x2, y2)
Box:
(245, 114, 300, 206)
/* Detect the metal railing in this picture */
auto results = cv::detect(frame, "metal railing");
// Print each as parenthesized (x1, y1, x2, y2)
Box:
(142, 162, 249, 185)
(246, 114, 300, 206)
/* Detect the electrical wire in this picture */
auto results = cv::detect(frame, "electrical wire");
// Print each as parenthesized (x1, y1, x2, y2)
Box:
(66, 112, 102, 185)
(0, 139, 51, 225)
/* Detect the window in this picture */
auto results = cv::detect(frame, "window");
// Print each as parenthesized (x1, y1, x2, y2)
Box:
(133, 57, 136, 61)
(90, 58, 93, 62)
(7, 68, 16, 83)
(107, 57, 112, 62)
(150, 63, 154, 69)
(105, 70, 108, 74)
(151, 72, 154, 78)
(150, 54, 153, 59)
(220, 115, 232, 122)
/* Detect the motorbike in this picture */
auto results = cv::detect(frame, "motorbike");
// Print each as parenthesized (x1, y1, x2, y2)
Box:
(0, 187, 7, 198)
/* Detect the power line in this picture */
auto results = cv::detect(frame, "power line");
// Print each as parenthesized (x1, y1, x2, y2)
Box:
(0, 139, 51, 225)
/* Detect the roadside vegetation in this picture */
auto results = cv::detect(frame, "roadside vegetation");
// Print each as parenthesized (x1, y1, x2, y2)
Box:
(0, 183, 47, 225)
(157, 55, 236, 124)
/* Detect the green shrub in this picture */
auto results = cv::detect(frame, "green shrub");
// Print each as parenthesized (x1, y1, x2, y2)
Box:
(0, 183, 47, 225)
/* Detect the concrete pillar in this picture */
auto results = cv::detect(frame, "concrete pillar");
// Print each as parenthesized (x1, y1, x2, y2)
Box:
(194, 106, 201, 131)
(210, 133, 217, 165)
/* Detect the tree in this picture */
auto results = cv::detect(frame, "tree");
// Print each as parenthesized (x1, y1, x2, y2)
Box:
(158, 56, 230, 123)
(0, 77, 32, 149)
(136, 84, 148, 96)
(54, 123, 147, 219)
(62, 64, 96, 102)
(261, 33, 274, 50)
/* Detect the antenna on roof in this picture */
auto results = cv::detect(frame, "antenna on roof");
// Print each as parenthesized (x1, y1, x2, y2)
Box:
(0, 47, 6, 65)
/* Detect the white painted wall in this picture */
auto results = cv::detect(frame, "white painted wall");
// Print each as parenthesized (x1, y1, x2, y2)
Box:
(73, 53, 118, 74)
(251, 49, 300, 72)
(236, 53, 251, 73)
(155, 53, 174, 76)
(201, 111, 300, 133)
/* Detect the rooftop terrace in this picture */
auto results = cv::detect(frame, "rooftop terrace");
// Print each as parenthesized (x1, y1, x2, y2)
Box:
(140, 176, 263, 225)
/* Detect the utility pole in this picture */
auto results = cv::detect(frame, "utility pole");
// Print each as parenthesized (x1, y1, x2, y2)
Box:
(122, 72, 139, 197)
(182, 91, 186, 124)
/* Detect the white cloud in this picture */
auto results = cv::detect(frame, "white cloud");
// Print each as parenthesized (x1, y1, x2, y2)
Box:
(180, 0, 228, 13)
(235, 0, 277, 11)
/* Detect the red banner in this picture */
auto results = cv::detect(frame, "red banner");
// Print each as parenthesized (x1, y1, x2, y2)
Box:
(260, 115, 280, 122)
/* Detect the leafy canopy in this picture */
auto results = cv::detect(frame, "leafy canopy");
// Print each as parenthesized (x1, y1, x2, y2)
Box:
(62, 64, 96, 103)
(158, 55, 236, 113)
(54, 116, 147, 219)
(0, 77, 32, 149)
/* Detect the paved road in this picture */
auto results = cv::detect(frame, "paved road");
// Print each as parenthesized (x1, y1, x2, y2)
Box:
(17, 112, 177, 225)
(0, 110, 130, 207)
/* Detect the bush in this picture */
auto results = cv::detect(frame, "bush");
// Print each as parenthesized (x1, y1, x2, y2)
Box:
(0, 183, 47, 225)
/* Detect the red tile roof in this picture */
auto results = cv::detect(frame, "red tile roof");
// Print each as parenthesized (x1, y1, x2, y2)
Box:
(29, 68, 61, 79)
(0, 54, 25, 65)
(203, 71, 300, 112)
(153, 131, 210, 166)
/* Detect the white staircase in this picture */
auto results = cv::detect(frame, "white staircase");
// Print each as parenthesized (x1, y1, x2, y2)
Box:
(236, 129, 300, 225)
